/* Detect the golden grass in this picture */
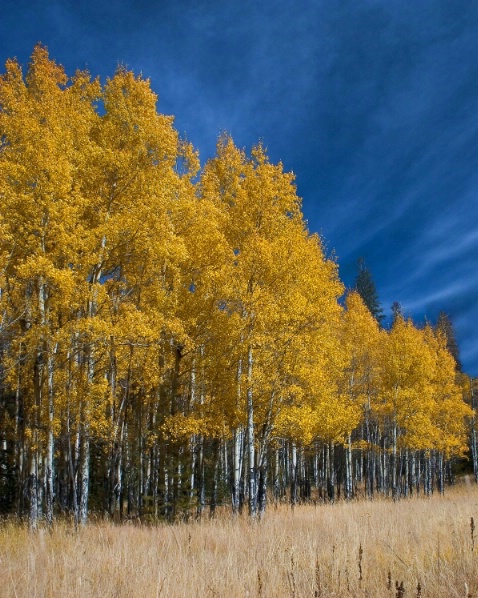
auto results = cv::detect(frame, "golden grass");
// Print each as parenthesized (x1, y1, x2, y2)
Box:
(2, 481, 478, 597)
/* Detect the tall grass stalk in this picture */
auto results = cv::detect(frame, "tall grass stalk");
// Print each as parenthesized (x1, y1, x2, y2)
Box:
(1, 483, 478, 597)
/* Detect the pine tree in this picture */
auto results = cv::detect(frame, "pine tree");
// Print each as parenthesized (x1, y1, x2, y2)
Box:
(435, 312, 462, 372)
(391, 301, 402, 326)
(354, 258, 384, 324)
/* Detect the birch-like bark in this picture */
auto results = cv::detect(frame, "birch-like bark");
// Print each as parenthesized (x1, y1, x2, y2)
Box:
(80, 231, 108, 525)
(28, 448, 38, 530)
(291, 442, 298, 507)
(391, 417, 398, 499)
(29, 278, 48, 528)
(416, 453, 421, 495)
(45, 343, 57, 526)
(345, 435, 353, 500)
(14, 341, 25, 517)
(246, 345, 256, 518)
(79, 339, 93, 525)
(231, 353, 244, 514)
(330, 442, 336, 501)
(326, 442, 336, 502)
(195, 349, 206, 519)
(382, 435, 388, 496)
(189, 362, 197, 505)
(410, 451, 416, 496)
(79, 425, 90, 525)
(258, 450, 268, 518)
(29, 279, 46, 529)
(273, 447, 281, 504)
(437, 452, 444, 495)
(423, 453, 432, 496)
(232, 426, 244, 514)
(209, 439, 220, 518)
(196, 437, 205, 519)
(313, 444, 319, 491)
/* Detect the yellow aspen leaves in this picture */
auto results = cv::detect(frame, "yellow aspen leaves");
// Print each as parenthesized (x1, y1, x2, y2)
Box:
(0, 46, 471, 522)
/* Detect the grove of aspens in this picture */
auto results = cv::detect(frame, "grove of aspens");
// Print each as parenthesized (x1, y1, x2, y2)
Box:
(0, 46, 476, 529)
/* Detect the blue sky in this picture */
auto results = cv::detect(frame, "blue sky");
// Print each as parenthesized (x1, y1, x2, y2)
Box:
(1, 0, 478, 375)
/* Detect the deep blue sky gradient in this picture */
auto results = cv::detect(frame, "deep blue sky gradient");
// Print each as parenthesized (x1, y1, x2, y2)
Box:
(1, 0, 477, 374)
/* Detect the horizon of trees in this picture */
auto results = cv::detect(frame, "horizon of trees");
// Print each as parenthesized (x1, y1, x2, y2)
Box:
(0, 46, 475, 528)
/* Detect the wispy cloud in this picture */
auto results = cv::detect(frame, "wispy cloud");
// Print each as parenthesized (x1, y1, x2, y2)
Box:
(1, 0, 477, 373)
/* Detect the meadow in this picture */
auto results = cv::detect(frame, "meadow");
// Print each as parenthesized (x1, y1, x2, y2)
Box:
(2, 481, 478, 597)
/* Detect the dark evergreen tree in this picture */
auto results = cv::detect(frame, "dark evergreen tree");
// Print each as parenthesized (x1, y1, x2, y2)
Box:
(391, 301, 402, 326)
(354, 258, 385, 324)
(435, 311, 462, 372)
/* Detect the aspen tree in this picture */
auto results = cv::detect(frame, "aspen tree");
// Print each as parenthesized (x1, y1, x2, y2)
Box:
(338, 292, 381, 498)
(378, 317, 437, 496)
(0, 46, 200, 522)
(259, 220, 344, 503)
(425, 327, 471, 490)
(201, 137, 343, 515)
(0, 45, 100, 526)
(81, 66, 200, 521)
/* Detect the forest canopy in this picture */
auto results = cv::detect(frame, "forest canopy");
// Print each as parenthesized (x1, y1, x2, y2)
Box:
(0, 46, 473, 527)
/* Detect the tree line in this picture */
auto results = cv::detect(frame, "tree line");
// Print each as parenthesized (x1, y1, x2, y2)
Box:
(0, 46, 475, 527)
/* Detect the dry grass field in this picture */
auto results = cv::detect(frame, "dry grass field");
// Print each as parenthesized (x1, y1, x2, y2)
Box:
(2, 481, 478, 597)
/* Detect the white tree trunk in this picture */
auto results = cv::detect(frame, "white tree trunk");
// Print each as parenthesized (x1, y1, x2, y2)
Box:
(232, 426, 243, 514)
(247, 346, 256, 518)
(45, 343, 58, 525)
(291, 443, 298, 507)
(28, 449, 38, 530)
(79, 433, 90, 526)
(345, 435, 353, 499)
